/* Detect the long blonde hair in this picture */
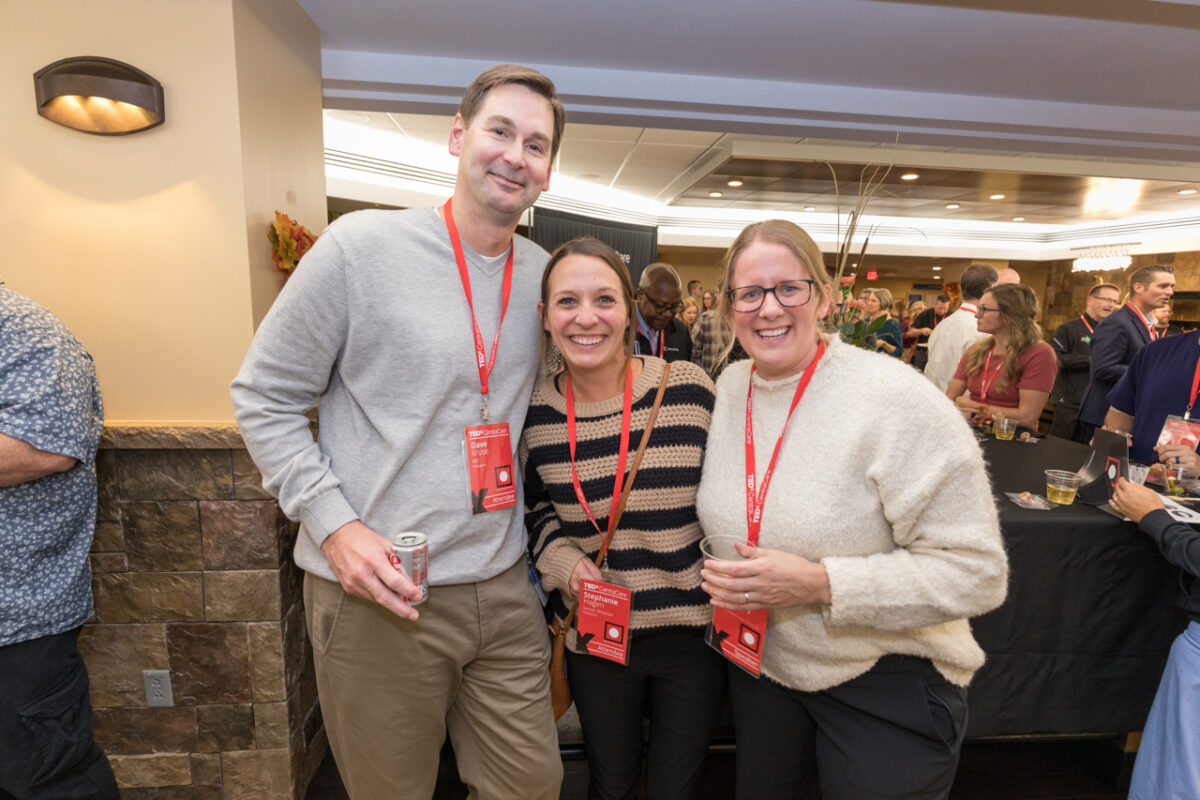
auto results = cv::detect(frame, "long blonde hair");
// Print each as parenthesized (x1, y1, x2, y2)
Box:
(963, 283, 1041, 394)
(714, 220, 832, 368)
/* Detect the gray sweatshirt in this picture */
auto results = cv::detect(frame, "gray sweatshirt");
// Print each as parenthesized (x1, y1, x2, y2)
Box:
(231, 208, 547, 585)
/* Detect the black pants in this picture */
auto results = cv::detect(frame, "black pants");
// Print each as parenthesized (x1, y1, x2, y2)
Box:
(1050, 404, 1088, 444)
(0, 628, 119, 800)
(566, 630, 726, 800)
(730, 655, 967, 800)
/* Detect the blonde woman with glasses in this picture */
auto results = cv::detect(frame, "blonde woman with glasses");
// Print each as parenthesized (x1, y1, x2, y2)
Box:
(696, 219, 1007, 799)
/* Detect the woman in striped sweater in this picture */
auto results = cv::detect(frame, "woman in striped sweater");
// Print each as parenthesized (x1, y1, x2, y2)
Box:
(522, 237, 724, 800)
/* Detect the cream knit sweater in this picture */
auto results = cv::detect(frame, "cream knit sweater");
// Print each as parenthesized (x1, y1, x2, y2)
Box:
(696, 336, 1008, 690)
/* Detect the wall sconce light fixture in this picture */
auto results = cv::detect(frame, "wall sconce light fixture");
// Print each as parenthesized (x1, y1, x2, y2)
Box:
(34, 56, 164, 135)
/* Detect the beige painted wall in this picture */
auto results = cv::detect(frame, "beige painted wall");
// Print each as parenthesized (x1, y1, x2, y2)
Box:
(0, 0, 325, 422)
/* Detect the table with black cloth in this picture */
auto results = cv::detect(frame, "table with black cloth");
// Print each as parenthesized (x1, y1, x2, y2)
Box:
(966, 433, 1189, 738)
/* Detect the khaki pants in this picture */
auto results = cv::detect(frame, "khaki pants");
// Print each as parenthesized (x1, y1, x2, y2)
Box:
(304, 559, 562, 800)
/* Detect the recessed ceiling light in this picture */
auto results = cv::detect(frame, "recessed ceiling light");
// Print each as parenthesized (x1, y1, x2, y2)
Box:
(901, 173, 919, 181)
(932, 266, 943, 271)
(852, 262, 858, 267)
(708, 191, 723, 198)
(989, 193, 1006, 200)
(726, 179, 744, 187)
(804, 206, 816, 212)
(945, 203, 960, 209)
(1012, 216, 1025, 222)
(1179, 188, 1198, 195)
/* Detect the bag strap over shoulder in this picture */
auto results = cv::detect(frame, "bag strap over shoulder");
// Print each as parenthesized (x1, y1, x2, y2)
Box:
(559, 361, 671, 630)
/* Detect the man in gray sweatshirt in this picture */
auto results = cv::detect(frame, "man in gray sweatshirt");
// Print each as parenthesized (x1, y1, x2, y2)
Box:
(231, 65, 565, 799)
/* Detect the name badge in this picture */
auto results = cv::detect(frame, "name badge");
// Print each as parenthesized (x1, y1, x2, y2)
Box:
(576, 579, 633, 665)
(463, 422, 516, 514)
(707, 607, 768, 677)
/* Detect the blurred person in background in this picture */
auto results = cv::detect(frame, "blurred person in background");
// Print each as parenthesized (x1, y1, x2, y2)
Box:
(1078, 265, 1176, 439)
(924, 265, 999, 392)
(863, 287, 903, 358)
(1048, 283, 1121, 442)
(901, 300, 926, 363)
(945, 283, 1056, 432)
(635, 263, 693, 363)
(911, 293, 951, 372)
(1154, 304, 1183, 338)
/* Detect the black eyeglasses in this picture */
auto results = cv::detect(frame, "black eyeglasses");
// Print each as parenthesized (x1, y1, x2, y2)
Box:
(976, 305, 1001, 316)
(727, 280, 815, 312)
(639, 289, 683, 315)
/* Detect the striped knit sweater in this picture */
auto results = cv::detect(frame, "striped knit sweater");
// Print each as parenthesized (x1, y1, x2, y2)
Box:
(522, 356, 715, 650)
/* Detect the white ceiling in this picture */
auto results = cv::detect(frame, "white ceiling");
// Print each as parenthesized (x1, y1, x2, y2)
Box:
(302, 0, 1200, 256)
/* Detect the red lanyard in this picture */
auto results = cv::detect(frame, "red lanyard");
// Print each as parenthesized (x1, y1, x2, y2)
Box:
(1187, 349, 1200, 420)
(565, 361, 634, 557)
(1125, 302, 1160, 342)
(1079, 315, 1094, 334)
(933, 312, 944, 327)
(979, 350, 1003, 405)
(745, 341, 825, 543)
(443, 198, 513, 422)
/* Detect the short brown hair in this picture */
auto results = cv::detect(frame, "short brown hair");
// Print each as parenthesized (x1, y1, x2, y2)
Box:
(538, 237, 635, 375)
(1127, 265, 1173, 296)
(459, 65, 566, 161)
(1088, 283, 1120, 299)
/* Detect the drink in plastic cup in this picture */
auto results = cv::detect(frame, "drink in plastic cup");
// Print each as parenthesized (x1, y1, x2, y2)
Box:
(1128, 464, 1150, 486)
(995, 417, 1017, 440)
(699, 535, 751, 562)
(1044, 469, 1081, 505)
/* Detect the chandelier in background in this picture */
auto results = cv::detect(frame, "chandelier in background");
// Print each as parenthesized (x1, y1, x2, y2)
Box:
(1071, 243, 1139, 272)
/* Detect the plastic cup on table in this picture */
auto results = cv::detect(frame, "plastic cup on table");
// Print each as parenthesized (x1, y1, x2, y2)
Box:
(995, 417, 1018, 440)
(1044, 469, 1082, 505)
(1128, 464, 1150, 486)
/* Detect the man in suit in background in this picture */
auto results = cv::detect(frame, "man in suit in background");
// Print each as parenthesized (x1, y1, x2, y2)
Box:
(635, 262, 693, 363)
(1078, 265, 1176, 439)
(1048, 283, 1121, 442)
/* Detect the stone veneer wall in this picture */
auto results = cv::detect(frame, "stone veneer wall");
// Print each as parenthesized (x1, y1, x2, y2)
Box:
(81, 425, 325, 799)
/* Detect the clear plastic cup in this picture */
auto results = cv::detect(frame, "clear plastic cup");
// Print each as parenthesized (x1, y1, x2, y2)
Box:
(699, 535, 751, 562)
(1044, 469, 1082, 505)
(995, 417, 1018, 440)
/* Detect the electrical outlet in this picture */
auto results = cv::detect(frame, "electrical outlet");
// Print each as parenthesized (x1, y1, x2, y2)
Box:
(142, 669, 174, 707)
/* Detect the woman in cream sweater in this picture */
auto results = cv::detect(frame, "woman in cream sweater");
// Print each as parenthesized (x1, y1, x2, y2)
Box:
(696, 219, 1008, 800)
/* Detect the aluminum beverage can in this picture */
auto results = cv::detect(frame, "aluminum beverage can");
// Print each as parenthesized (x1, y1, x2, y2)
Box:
(389, 532, 429, 605)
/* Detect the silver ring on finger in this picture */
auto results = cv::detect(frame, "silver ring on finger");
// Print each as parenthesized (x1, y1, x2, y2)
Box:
(744, 591, 750, 604)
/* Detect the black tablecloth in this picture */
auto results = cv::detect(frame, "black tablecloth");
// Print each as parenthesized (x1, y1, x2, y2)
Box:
(966, 433, 1188, 737)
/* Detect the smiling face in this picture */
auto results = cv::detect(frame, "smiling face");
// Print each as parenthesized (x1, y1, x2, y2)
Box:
(449, 83, 554, 224)
(540, 254, 631, 377)
(730, 240, 831, 381)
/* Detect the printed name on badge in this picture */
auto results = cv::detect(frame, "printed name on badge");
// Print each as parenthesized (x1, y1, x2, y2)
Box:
(576, 579, 633, 665)
(464, 422, 516, 514)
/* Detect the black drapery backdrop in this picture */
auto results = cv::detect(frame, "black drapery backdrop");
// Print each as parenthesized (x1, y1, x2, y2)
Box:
(529, 208, 658, 286)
